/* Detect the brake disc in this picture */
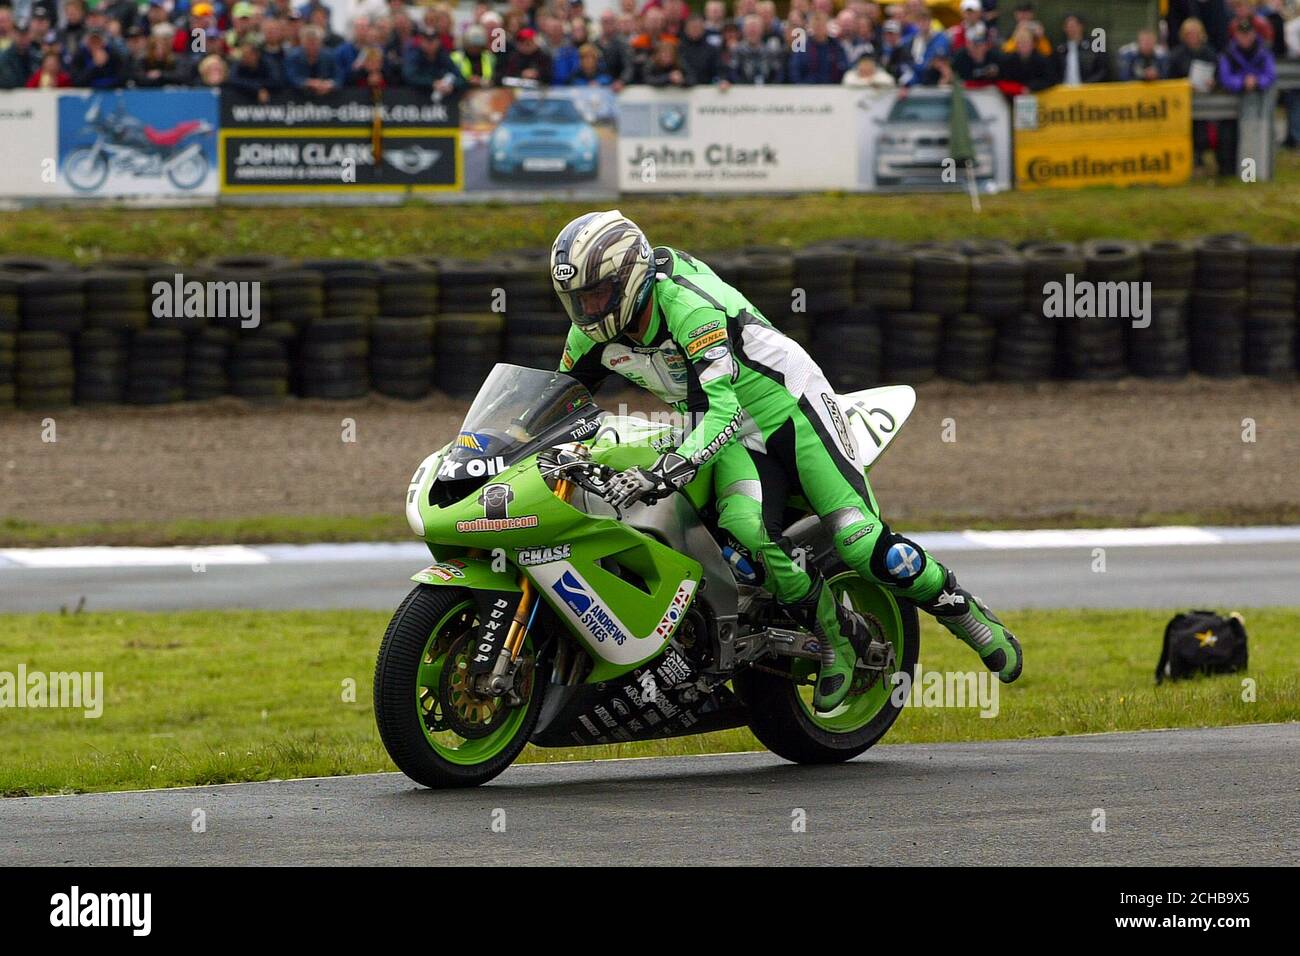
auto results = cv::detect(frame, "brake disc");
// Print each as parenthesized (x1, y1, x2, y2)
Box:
(438, 633, 512, 739)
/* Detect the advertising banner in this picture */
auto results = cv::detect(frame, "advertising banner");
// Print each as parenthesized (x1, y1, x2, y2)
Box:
(460, 85, 618, 196)
(57, 89, 219, 198)
(0, 91, 59, 198)
(618, 85, 1011, 194)
(618, 85, 858, 192)
(218, 88, 460, 193)
(1013, 79, 1193, 189)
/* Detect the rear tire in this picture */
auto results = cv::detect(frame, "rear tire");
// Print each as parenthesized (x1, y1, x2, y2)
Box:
(736, 564, 920, 764)
(374, 584, 545, 788)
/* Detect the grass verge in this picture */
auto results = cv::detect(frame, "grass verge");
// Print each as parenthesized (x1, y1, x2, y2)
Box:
(1, 607, 1293, 796)
(3, 154, 1298, 261)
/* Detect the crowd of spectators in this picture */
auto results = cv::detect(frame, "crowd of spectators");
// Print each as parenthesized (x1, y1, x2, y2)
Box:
(0, 0, 1296, 124)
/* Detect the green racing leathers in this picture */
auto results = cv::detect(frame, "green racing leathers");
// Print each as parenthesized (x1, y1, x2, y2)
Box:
(558, 247, 1023, 699)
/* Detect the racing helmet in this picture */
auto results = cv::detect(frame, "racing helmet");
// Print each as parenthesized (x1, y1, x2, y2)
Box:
(550, 210, 654, 343)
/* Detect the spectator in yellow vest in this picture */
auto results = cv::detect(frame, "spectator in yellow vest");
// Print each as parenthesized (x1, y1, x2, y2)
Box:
(451, 24, 495, 87)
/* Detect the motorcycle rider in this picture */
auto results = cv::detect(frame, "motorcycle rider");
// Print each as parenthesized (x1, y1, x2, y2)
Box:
(551, 211, 1022, 711)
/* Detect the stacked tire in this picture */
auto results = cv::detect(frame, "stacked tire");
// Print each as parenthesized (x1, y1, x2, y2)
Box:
(1191, 234, 1249, 378)
(1131, 241, 1194, 379)
(297, 316, 368, 401)
(1061, 240, 1137, 380)
(994, 311, 1057, 381)
(794, 244, 855, 348)
(436, 312, 503, 398)
(939, 313, 997, 384)
(732, 247, 797, 336)
(125, 328, 186, 405)
(1021, 241, 1083, 378)
(812, 305, 882, 392)
(502, 251, 567, 370)
(853, 241, 913, 313)
(910, 248, 968, 316)
(883, 311, 942, 384)
(185, 327, 231, 401)
(0, 274, 19, 409)
(370, 316, 434, 400)
(967, 251, 1025, 318)
(1244, 244, 1296, 380)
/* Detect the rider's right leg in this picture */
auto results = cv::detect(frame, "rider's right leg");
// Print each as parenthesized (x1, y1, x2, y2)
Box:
(711, 442, 867, 711)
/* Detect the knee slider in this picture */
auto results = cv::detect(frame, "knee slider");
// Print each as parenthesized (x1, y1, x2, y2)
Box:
(870, 525, 928, 585)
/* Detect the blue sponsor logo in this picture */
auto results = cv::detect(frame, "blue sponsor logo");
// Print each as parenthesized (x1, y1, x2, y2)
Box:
(885, 543, 922, 581)
(551, 570, 627, 645)
(553, 570, 593, 615)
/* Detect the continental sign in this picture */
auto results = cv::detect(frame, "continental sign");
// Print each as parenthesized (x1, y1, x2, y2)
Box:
(1015, 79, 1192, 190)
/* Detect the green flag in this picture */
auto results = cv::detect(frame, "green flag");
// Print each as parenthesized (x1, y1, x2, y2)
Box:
(948, 82, 975, 167)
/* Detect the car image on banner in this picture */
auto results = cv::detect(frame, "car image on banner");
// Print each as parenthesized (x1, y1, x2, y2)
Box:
(856, 87, 1010, 192)
(489, 95, 598, 180)
(462, 86, 618, 195)
(57, 89, 219, 197)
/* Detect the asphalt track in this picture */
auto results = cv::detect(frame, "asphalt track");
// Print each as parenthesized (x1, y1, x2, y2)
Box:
(2, 724, 1295, 866)
(2, 537, 1297, 613)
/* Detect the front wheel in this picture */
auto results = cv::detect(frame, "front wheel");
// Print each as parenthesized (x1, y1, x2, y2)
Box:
(735, 564, 920, 764)
(374, 584, 544, 788)
(64, 148, 109, 192)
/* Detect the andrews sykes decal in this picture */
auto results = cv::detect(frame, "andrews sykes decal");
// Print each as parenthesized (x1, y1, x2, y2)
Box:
(516, 544, 571, 566)
(455, 482, 540, 533)
(551, 569, 629, 646)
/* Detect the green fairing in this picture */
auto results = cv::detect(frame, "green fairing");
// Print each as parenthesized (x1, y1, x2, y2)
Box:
(411, 444, 703, 685)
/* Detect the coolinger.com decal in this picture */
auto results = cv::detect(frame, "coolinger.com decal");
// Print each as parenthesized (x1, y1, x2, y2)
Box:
(455, 482, 540, 533)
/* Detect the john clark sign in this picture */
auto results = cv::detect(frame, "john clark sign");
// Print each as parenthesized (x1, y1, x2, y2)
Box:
(617, 86, 857, 192)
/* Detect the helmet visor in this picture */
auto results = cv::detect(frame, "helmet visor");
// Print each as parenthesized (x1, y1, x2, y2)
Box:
(560, 275, 622, 330)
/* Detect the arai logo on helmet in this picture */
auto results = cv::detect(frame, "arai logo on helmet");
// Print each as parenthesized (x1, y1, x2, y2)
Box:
(552, 262, 576, 283)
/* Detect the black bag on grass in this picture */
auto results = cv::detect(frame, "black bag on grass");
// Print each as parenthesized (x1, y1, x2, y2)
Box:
(1155, 610, 1248, 684)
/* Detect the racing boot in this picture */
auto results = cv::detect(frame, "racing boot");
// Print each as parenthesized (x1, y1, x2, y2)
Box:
(921, 570, 1023, 683)
(787, 575, 872, 712)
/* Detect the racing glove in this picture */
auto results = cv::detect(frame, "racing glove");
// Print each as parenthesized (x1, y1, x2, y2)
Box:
(606, 452, 697, 509)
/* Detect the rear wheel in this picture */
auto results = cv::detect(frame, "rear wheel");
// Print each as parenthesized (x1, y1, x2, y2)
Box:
(735, 564, 919, 764)
(374, 585, 544, 788)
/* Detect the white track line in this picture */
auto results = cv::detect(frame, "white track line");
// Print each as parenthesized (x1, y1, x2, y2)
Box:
(2, 526, 1299, 570)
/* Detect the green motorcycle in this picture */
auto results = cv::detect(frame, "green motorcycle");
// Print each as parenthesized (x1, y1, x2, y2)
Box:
(374, 364, 921, 788)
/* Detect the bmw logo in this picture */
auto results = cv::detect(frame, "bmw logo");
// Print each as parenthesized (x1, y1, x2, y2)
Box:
(658, 106, 686, 133)
(885, 543, 922, 581)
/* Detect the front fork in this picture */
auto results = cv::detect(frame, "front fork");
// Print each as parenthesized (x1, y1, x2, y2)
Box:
(475, 465, 578, 701)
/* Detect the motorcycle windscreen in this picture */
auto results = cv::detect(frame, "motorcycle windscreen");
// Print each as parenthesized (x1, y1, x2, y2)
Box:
(431, 364, 597, 502)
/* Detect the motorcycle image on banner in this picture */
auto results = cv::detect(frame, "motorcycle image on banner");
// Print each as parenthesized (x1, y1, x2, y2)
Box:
(59, 91, 217, 195)
(374, 364, 921, 788)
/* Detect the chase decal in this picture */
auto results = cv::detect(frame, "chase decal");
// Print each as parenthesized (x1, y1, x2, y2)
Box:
(517, 544, 572, 566)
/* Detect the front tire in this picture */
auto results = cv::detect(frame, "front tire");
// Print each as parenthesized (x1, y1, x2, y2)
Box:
(374, 584, 544, 788)
(735, 565, 920, 764)
(64, 148, 109, 192)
